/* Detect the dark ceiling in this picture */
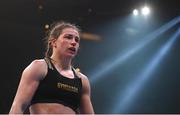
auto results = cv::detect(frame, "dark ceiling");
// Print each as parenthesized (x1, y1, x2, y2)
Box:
(0, 0, 179, 25)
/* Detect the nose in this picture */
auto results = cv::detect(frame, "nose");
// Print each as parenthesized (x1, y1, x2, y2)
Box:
(71, 42, 76, 46)
(71, 38, 77, 46)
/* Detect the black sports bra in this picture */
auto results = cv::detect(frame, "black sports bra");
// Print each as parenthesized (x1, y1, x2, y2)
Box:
(30, 58, 82, 111)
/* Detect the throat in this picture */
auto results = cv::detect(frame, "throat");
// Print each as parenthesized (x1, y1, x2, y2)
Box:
(50, 56, 74, 79)
(59, 69, 75, 79)
(50, 57, 72, 70)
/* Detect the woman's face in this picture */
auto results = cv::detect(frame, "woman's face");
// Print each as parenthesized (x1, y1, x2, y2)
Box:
(53, 28, 80, 58)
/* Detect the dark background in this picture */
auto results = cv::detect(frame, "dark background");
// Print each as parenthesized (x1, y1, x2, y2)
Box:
(0, 0, 179, 113)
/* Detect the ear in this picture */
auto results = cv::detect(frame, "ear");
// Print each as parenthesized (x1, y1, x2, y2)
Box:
(51, 38, 57, 48)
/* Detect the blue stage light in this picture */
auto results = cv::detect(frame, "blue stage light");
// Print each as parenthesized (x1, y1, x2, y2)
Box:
(89, 16, 180, 84)
(112, 27, 180, 113)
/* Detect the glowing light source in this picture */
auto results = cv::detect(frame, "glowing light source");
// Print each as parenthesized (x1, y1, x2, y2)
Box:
(45, 24, 49, 29)
(141, 6, 150, 15)
(133, 9, 139, 16)
(89, 16, 180, 84)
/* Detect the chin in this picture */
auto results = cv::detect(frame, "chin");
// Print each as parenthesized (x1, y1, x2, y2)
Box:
(66, 54, 76, 58)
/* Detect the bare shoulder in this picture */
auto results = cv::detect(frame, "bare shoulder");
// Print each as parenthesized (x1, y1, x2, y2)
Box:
(29, 59, 47, 67)
(74, 70, 89, 81)
(26, 59, 47, 71)
(74, 69, 91, 86)
(23, 59, 47, 80)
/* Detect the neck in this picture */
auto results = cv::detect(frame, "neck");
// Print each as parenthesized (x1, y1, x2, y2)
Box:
(50, 54, 72, 70)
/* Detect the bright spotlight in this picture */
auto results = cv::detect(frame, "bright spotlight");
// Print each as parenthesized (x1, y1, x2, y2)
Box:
(89, 16, 180, 84)
(133, 9, 139, 16)
(141, 6, 150, 15)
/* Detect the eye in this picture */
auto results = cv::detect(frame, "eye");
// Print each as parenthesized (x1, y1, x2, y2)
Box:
(64, 35, 73, 39)
(75, 37, 80, 43)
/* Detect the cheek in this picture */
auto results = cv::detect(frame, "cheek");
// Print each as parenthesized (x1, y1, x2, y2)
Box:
(77, 42, 80, 47)
(76, 43, 80, 49)
(57, 40, 67, 47)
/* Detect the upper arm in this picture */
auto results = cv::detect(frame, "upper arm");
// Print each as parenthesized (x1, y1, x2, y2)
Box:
(77, 72, 94, 114)
(9, 59, 47, 113)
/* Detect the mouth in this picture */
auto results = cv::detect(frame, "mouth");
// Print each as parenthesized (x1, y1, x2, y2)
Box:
(68, 47, 76, 53)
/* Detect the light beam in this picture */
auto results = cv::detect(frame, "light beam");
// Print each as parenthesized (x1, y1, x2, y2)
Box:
(112, 27, 180, 113)
(89, 16, 180, 84)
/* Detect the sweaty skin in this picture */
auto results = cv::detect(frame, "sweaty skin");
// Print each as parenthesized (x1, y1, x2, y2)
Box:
(9, 28, 94, 114)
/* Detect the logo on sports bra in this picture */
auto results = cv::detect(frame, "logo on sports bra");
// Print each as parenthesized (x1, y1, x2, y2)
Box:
(57, 82, 78, 93)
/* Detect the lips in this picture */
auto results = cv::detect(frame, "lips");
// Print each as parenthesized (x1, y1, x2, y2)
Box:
(68, 47, 76, 53)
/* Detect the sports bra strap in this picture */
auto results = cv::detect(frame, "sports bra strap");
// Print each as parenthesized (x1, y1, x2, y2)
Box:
(44, 57, 54, 70)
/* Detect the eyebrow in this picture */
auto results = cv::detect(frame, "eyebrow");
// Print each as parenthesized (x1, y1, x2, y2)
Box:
(64, 34, 80, 39)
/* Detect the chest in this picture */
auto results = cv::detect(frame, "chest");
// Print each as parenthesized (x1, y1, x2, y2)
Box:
(41, 69, 82, 95)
